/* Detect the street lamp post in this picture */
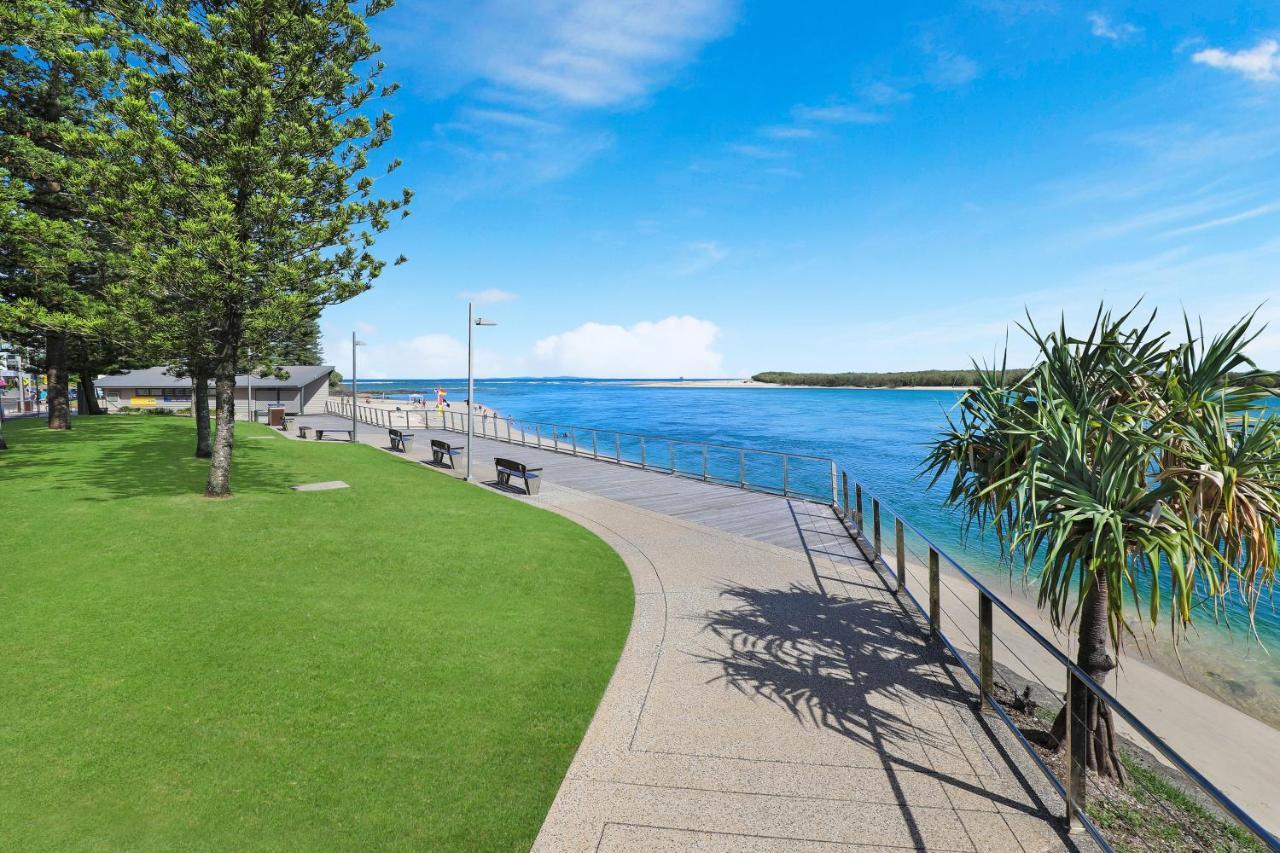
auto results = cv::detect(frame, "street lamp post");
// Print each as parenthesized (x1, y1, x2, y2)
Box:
(351, 331, 366, 441)
(466, 302, 498, 482)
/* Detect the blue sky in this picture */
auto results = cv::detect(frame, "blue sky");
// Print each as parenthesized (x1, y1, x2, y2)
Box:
(321, 1, 1280, 378)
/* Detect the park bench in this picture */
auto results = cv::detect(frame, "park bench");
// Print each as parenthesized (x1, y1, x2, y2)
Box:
(431, 439, 463, 468)
(297, 424, 311, 439)
(388, 428, 415, 453)
(314, 427, 353, 441)
(495, 457, 542, 495)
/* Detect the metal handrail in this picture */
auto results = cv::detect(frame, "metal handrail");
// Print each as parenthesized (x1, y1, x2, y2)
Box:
(436, 408, 839, 503)
(837, 470, 1280, 851)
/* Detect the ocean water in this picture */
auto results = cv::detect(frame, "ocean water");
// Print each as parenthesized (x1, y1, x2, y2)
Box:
(357, 377, 1280, 721)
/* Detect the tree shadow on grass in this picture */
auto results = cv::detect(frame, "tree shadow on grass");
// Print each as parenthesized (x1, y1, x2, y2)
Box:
(0, 416, 292, 500)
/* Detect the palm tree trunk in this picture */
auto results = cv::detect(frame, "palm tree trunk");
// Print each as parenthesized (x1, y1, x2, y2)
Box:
(1050, 571, 1126, 782)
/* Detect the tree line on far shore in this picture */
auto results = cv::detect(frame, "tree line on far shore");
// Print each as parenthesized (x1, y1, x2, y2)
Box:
(753, 369, 1280, 389)
(2, 0, 410, 496)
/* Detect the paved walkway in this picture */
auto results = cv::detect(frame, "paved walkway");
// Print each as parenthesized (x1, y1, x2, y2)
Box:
(288, 416, 1083, 851)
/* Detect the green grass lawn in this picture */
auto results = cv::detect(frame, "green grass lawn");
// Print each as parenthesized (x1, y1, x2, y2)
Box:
(0, 415, 633, 851)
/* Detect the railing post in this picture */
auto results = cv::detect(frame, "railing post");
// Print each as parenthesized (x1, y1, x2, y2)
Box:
(842, 472, 850, 518)
(895, 519, 905, 593)
(782, 455, 789, 497)
(979, 592, 994, 709)
(702, 445, 709, 481)
(1065, 671, 1088, 831)
(928, 548, 940, 639)
(570, 427, 578, 456)
(668, 442, 675, 473)
(553, 425, 559, 453)
(855, 484, 864, 530)
(592, 431, 599, 459)
(739, 450, 746, 488)
(872, 499, 882, 555)
(614, 433, 621, 463)
(536, 424, 542, 449)
(830, 461, 838, 506)
(640, 437, 647, 468)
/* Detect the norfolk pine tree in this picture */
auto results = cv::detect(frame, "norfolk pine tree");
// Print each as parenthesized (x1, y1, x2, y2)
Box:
(0, 0, 127, 430)
(111, 0, 409, 493)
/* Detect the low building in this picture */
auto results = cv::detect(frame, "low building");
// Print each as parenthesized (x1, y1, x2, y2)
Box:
(96, 365, 334, 419)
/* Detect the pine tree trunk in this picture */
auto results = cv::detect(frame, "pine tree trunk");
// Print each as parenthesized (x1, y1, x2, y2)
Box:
(193, 369, 212, 458)
(46, 331, 71, 430)
(1050, 571, 1126, 782)
(76, 371, 103, 415)
(204, 369, 236, 497)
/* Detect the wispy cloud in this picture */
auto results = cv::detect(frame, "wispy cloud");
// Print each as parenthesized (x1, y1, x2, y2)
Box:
(1192, 39, 1280, 82)
(458, 288, 519, 305)
(413, 0, 738, 108)
(394, 0, 738, 190)
(921, 37, 979, 89)
(791, 103, 887, 125)
(1158, 200, 1280, 238)
(971, 0, 1059, 19)
(861, 82, 913, 105)
(1077, 187, 1256, 241)
(674, 240, 728, 275)
(759, 125, 815, 140)
(728, 143, 788, 159)
(1087, 12, 1141, 42)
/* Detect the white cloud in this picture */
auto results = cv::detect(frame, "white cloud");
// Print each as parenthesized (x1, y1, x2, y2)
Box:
(413, 0, 737, 108)
(792, 103, 887, 125)
(458, 288, 518, 305)
(1192, 39, 1280, 82)
(356, 321, 379, 337)
(390, 1, 736, 191)
(1087, 12, 1141, 42)
(531, 315, 724, 377)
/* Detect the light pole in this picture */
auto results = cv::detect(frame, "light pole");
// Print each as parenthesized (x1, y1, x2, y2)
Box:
(466, 302, 497, 482)
(351, 331, 366, 441)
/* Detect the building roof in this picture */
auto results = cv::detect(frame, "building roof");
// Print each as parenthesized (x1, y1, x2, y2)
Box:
(96, 365, 334, 389)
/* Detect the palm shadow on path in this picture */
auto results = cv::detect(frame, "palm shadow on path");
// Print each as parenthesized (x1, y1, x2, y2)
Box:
(693, 500, 1080, 851)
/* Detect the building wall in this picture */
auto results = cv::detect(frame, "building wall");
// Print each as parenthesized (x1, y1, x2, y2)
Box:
(104, 386, 308, 418)
(301, 374, 330, 414)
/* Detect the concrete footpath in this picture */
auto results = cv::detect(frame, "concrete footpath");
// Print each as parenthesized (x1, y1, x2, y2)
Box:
(288, 417, 1083, 851)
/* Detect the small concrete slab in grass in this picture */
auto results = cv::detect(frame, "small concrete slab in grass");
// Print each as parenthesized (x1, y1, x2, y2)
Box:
(291, 480, 350, 492)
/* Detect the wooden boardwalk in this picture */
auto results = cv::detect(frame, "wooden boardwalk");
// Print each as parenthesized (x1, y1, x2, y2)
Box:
(292, 414, 830, 552)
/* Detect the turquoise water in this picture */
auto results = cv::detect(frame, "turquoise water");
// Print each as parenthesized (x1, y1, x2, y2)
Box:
(360, 377, 1280, 715)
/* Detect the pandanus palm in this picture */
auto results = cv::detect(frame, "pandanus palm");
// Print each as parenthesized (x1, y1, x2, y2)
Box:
(924, 306, 1280, 780)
